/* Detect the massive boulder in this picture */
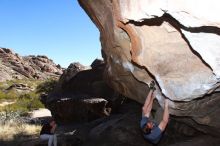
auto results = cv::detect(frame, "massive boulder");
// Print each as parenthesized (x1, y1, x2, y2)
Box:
(78, 0, 220, 140)
(45, 60, 125, 123)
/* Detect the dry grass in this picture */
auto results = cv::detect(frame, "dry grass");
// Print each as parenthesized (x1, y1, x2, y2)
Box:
(0, 122, 41, 141)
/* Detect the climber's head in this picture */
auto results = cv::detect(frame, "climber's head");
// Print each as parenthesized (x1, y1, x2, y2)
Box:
(142, 121, 154, 134)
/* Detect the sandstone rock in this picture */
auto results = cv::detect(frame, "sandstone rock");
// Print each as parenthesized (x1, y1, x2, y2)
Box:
(48, 59, 115, 102)
(81, 101, 149, 146)
(90, 59, 104, 69)
(78, 0, 220, 141)
(47, 97, 109, 124)
(63, 62, 106, 96)
(46, 59, 124, 123)
(0, 48, 63, 81)
(0, 63, 15, 82)
(59, 62, 87, 87)
(6, 83, 33, 91)
(60, 99, 220, 146)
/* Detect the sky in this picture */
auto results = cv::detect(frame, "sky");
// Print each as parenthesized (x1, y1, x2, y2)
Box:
(0, 0, 101, 67)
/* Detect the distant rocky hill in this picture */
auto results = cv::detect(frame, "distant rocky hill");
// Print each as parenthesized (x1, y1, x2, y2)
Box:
(0, 48, 63, 82)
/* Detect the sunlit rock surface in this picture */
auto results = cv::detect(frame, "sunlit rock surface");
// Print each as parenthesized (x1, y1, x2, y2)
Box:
(0, 48, 63, 81)
(79, 0, 220, 138)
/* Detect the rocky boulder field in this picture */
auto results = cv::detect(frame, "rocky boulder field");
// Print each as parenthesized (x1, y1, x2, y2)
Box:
(0, 48, 63, 82)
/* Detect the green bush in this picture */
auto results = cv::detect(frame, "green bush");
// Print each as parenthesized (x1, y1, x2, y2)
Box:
(0, 90, 17, 100)
(36, 79, 57, 94)
(1, 94, 44, 113)
(0, 90, 45, 112)
(27, 97, 44, 110)
(0, 79, 54, 113)
(0, 79, 43, 100)
(0, 90, 6, 100)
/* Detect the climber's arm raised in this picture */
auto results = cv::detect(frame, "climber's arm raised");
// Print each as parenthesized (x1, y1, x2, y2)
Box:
(158, 99, 169, 131)
(142, 81, 156, 117)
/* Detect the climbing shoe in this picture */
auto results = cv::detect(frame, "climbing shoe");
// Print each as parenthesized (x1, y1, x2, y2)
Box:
(149, 81, 156, 90)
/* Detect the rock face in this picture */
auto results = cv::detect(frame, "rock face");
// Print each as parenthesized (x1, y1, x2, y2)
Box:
(6, 83, 33, 92)
(47, 97, 109, 124)
(45, 60, 124, 124)
(0, 48, 63, 82)
(33, 99, 220, 146)
(58, 62, 88, 88)
(78, 0, 220, 143)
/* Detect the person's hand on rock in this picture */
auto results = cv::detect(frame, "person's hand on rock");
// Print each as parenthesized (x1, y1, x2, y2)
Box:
(149, 80, 156, 90)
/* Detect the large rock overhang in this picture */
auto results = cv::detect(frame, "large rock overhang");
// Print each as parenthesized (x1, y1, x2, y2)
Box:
(78, 0, 220, 136)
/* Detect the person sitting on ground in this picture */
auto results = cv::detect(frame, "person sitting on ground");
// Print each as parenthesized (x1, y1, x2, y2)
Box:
(140, 81, 169, 144)
(40, 118, 57, 146)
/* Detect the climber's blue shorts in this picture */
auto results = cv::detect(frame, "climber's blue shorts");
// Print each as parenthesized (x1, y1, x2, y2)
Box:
(140, 116, 162, 144)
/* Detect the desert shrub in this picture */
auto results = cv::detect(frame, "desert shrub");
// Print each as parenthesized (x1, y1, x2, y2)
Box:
(0, 92, 44, 113)
(0, 110, 41, 141)
(0, 79, 45, 142)
(0, 90, 18, 100)
(0, 90, 6, 100)
(36, 79, 57, 94)
(0, 79, 50, 113)
(0, 110, 23, 124)
(10, 96, 44, 111)
(1, 79, 43, 90)
(0, 79, 44, 98)
(26, 97, 44, 110)
(5, 90, 18, 99)
(18, 93, 32, 99)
